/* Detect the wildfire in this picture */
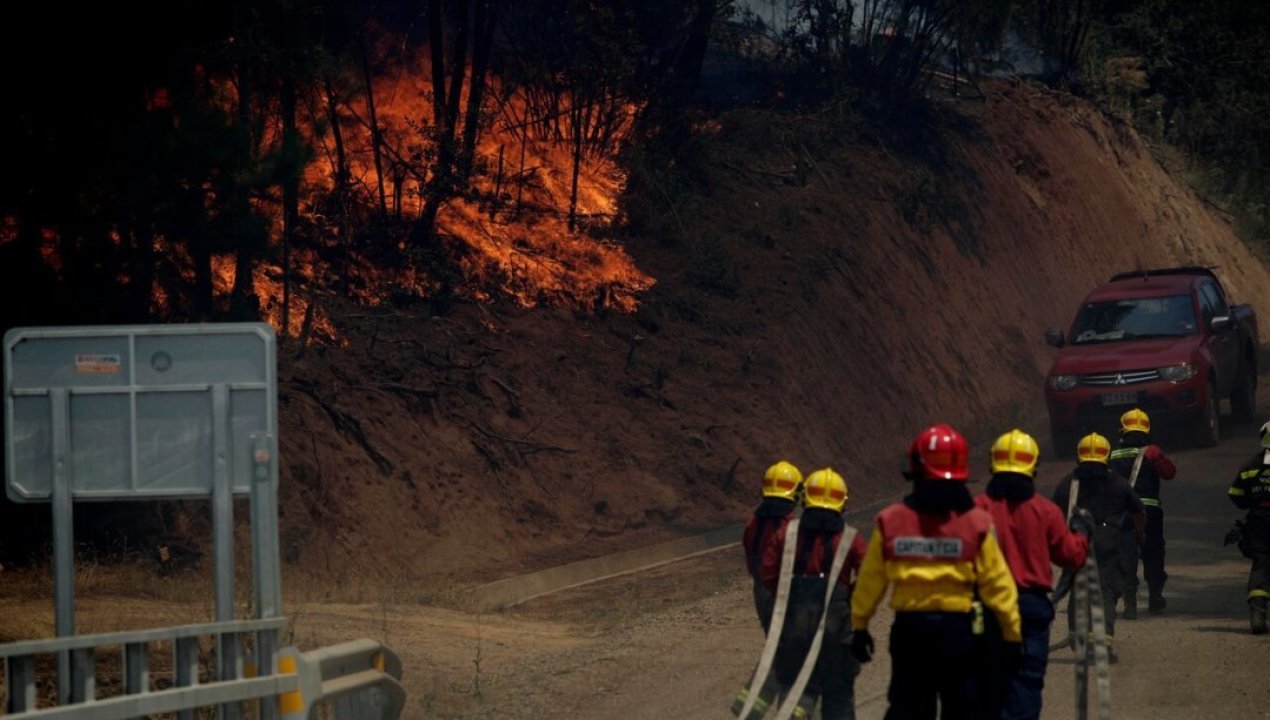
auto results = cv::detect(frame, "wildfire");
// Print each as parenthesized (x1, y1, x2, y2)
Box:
(22, 31, 655, 338)
(298, 43, 655, 315)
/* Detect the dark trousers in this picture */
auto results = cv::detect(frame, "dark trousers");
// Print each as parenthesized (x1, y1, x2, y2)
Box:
(1069, 529, 1122, 639)
(885, 611, 974, 720)
(1247, 513, 1270, 598)
(774, 582, 857, 720)
(753, 577, 775, 632)
(995, 592, 1054, 720)
(1125, 506, 1167, 595)
(977, 591, 1054, 720)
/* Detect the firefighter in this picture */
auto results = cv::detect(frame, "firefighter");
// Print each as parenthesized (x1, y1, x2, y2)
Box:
(760, 467, 868, 720)
(731, 460, 804, 717)
(1107, 408, 1176, 617)
(1227, 421, 1270, 635)
(744, 460, 805, 629)
(1051, 432, 1145, 662)
(974, 429, 1089, 720)
(851, 424, 1022, 720)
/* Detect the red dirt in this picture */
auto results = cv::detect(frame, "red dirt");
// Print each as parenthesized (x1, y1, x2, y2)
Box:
(266, 79, 1270, 597)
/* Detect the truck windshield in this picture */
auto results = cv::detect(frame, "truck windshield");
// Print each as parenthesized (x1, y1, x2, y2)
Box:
(1070, 294, 1198, 344)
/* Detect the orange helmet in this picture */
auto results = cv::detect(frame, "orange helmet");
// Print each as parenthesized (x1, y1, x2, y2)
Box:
(990, 429, 1040, 477)
(908, 424, 970, 481)
(1076, 433, 1112, 465)
(762, 461, 804, 500)
(804, 468, 848, 512)
(1120, 408, 1150, 435)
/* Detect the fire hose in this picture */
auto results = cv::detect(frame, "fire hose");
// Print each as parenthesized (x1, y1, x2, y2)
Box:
(1052, 476, 1114, 720)
(734, 517, 857, 720)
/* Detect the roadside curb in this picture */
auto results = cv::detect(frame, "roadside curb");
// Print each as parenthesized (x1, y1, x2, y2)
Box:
(471, 499, 894, 610)
(471, 524, 746, 610)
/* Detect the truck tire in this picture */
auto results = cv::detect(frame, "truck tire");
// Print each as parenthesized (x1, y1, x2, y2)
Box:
(1231, 361, 1257, 424)
(1194, 379, 1221, 448)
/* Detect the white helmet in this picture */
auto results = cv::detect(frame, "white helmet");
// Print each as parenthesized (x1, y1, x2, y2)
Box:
(1261, 421, 1270, 449)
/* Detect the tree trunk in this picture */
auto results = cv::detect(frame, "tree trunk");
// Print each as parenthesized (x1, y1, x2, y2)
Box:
(459, 0, 499, 176)
(359, 28, 389, 220)
(568, 100, 584, 231)
(128, 220, 156, 322)
(669, 0, 717, 101)
(280, 72, 299, 335)
(325, 76, 354, 294)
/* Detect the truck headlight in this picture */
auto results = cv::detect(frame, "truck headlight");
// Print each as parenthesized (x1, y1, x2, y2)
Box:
(1049, 374, 1079, 391)
(1159, 363, 1196, 382)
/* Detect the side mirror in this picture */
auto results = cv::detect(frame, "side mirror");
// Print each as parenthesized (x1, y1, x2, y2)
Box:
(1045, 328, 1065, 347)
(1210, 315, 1233, 333)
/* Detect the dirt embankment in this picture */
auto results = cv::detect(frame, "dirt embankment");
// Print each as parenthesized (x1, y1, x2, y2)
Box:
(270, 79, 1270, 595)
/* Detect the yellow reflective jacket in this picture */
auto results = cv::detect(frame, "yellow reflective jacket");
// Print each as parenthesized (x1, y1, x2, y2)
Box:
(850, 502, 1022, 642)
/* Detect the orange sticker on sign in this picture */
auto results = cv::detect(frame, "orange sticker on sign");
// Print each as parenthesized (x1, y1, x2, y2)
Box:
(75, 353, 121, 374)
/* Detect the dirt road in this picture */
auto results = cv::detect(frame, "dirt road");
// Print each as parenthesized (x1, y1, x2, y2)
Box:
(324, 411, 1267, 719)
(4, 412, 1266, 719)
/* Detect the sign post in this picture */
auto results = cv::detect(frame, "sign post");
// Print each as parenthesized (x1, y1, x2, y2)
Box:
(4, 323, 281, 715)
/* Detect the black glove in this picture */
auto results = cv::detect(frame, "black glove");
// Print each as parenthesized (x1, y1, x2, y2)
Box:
(850, 630, 874, 664)
(1069, 508, 1095, 538)
(1224, 519, 1246, 546)
(1002, 641, 1025, 673)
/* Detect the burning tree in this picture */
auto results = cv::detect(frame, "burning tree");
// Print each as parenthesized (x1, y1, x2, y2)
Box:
(1, 0, 736, 341)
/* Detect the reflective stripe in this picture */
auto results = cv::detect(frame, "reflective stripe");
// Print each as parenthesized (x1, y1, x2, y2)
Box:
(278, 653, 304, 714)
(1141, 497, 1161, 508)
(1250, 589, 1270, 600)
(1240, 469, 1262, 479)
(1230, 487, 1247, 496)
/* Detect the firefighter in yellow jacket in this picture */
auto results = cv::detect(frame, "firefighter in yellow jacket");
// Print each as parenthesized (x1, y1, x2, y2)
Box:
(851, 424, 1022, 720)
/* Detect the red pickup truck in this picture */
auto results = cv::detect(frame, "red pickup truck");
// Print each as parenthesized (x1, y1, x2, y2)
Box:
(1043, 267, 1258, 452)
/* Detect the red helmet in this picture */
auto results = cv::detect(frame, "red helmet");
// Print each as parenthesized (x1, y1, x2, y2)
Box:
(908, 424, 970, 481)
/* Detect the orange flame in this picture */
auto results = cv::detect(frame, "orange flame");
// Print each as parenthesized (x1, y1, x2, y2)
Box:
(299, 42, 655, 313)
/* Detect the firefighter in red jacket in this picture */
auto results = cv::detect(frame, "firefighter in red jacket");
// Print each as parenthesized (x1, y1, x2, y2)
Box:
(731, 460, 804, 717)
(743, 460, 805, 630)
(851, 424, 1022, 720)
(1107, 408, 1176, 616)
(760, 467, 868, 720)
(975, 429, 1089, 720)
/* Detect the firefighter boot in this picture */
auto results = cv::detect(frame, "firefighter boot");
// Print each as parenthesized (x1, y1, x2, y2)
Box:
(1251, 597, 1269, 636)
(790, 692, 818, 720)
(1148, 587, 1167, 614)
(729, 677, 777, 720)
(1123, 592, 1138, 620)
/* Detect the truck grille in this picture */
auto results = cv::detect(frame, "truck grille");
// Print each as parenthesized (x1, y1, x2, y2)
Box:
(1081, 369, 1160, 386)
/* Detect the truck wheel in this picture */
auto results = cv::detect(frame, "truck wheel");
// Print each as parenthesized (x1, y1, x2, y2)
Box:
(1194, 380, 1221, 447)
(1231, 363, 1257, 424)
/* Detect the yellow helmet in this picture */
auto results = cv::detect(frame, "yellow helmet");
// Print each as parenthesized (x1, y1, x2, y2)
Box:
(762, 460, 804, 500)
(990, 429, 1040, 477)
(803, 467, 848, 512)
(1120, 408, 1151, 435)
(1076, 432, 1112, 465)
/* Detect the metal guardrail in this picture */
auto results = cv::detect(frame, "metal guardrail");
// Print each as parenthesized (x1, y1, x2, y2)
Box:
(280, 640, 405, 720)
(0, 620, 404, 720)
